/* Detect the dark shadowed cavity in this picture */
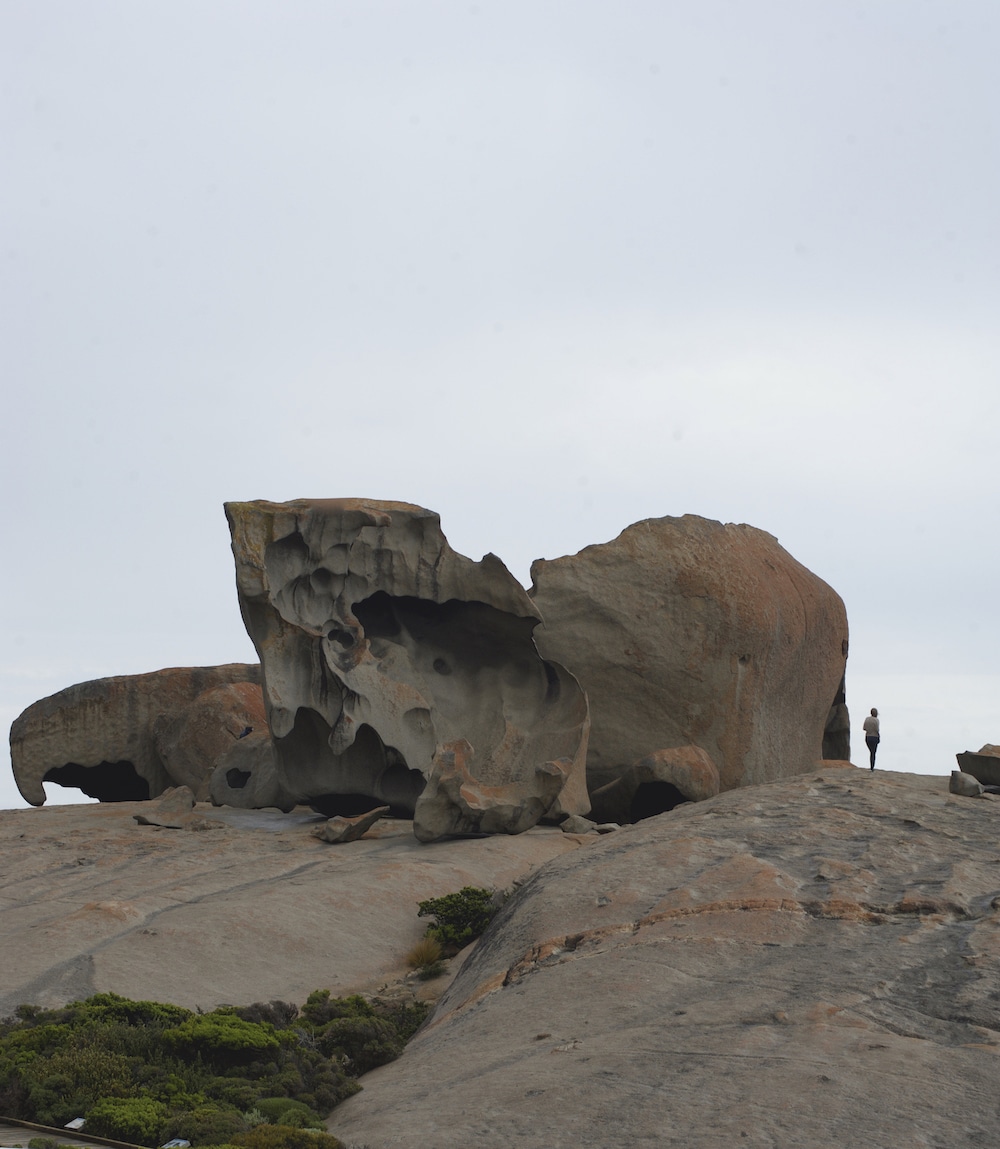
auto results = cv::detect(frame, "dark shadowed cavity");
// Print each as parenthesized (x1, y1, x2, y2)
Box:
(629, 780, 687, 822)
(43, 761, 151, 802)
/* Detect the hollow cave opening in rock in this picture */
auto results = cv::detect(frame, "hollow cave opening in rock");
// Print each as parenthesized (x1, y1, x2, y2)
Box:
(43, 761, 151, 803)
(226, 768, 252, 790)
(629, 780, 687, 822)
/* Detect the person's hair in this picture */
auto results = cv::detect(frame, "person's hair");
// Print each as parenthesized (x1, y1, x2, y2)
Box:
(871, 708, 878, 716)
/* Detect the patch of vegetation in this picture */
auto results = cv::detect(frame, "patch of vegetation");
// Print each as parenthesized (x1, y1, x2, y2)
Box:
(405, 936, 444, 979)
(0, 990, 427, 1148)
(417, 885, 499, 953)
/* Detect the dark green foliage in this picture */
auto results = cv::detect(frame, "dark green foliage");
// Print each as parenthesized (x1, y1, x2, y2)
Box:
(85, 1096, 168, 1145)
(254, 1097, 325, 1128)
(376, 999, 430, 1044)
(300, 991, 372, 1028)
(27, 1138, 77, 1149)
(0, 989, 417, 1139)
(316, 1016, 402, 1075)
(220, 1126, 345, 1149)
(160, 1102, 249, 1146)
(417, 885, 498, 951)
(161, 1014, 281, 1064)
(234, 1001, 300, 1028)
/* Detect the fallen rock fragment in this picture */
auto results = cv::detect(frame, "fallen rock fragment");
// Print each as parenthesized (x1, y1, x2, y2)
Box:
(950, 769, 985, 797)
(311, 805, 390, 843)
(133, 786, 225, 829)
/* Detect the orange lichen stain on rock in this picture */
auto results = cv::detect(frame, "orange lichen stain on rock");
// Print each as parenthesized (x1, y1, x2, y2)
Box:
(641, 852, 800, 922)
(809, 898, 883, 923)
(74, 899, 145, 923)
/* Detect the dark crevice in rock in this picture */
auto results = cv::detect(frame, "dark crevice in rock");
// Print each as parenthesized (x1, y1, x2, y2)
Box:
(43, 761, 150, 802)
(629, 781, 688, 821)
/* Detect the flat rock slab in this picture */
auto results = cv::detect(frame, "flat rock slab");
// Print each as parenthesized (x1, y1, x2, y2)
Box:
(0, 802, 581, 1016)
(328, 768, 1000, 1148)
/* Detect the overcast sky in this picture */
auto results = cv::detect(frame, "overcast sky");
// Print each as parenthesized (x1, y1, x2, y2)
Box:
(3, 1, 998, 809)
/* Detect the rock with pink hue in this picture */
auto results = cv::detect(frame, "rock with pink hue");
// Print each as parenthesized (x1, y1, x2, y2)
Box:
(588, 745, 720, 824)
(225, 499, 590, 842)
(328, 769, 1000, 1148)
(10, 664, 275, 806)
(529, 514, 849, 793)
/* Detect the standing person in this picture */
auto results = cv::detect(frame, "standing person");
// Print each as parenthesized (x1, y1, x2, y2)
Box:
(863, 708, 880, 770)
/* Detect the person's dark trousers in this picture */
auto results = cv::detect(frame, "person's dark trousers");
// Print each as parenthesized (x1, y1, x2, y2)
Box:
(866, 735, 879, 769)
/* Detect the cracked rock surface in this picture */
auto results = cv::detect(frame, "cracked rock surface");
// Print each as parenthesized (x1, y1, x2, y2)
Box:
(0, 802, 581, 1017)
(328, 767, 1000, 1148)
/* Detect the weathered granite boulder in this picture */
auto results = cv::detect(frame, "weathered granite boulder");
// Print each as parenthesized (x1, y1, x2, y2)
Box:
(209, 729, 294, 811)
(10, 665, 269, 805)
(956, 744, 1000, 787)
(529, 515, 849, 792)
(225, 499, 590, 841)
(949, 769, 984, 797)
(588, 745, 720, 824)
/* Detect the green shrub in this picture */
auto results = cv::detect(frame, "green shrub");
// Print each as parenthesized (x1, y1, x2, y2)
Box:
(66, 992, 191, 1029)
(417, 886, 498, 952)
(300, 992, 374, 1028)
(0, 987, 422, 1138)
(85, 1096, 168, 1146)
(205, 1075, 262, 1110)
(225, 1125, 345, 1149)
(316, 1016, 402, 1076)
(21, 1044, 135, 1127)
(160, 1102, 247, 1146)
(162, 1014, 280, 1065)
(254, 1097, 325, 1128)
(375, 999, 430, 1044)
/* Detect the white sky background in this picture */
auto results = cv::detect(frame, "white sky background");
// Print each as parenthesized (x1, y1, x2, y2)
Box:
(2, 1, 998, 808)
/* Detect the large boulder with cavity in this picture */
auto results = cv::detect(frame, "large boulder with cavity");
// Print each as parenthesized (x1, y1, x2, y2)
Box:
(10, 665, 272, 805)
(589, 745, 720, 824)
(224, 499, 590, 841)
(529, 515, 849, 792)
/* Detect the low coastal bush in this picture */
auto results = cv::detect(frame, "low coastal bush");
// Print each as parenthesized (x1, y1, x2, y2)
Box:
(217, 1126, 344, 1149)
(85, 1096, 168, 1144)
(0, 989, 425, 1146)
(417, 885, 499, 952)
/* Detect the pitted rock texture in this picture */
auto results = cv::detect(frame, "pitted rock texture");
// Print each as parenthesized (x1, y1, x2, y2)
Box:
(10, 665, 271, 806)
(529, 514, 849, 792)
(328, 768, 1000, 1148)
(225, 499, 589, 841)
